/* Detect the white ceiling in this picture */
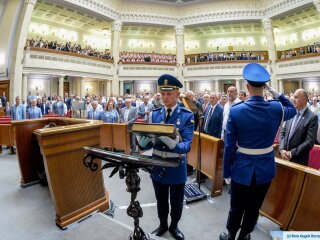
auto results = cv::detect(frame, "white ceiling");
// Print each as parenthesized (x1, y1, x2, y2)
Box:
(32, 0, 320, 38)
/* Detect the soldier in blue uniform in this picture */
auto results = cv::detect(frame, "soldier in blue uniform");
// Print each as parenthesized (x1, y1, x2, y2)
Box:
(219, 63, 296, 240)
(137, 74, 194, 240)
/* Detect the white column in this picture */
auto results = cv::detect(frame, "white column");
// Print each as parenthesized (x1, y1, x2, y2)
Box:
(175, 25, 185, 87)
(262, 18, 278, 91)
(107, 80, 111, 98)
(9, 0, 37, 104)
(119, 80, 124, 96)
(58, 76, 64, 97)
(111, 20, 122, 96)
(299, 80, 303, 89)
(215, 80, 220, 93)
(80, 78, 85, 99)
(103, 80, 108, 96)
(50, 77, 54, 98)
(235, 79, 241, 92)
(185, 81, 190, 91)
(314, 0, 320, 13)
(22, 73, 28, 103)
(278, 79, 284, 94)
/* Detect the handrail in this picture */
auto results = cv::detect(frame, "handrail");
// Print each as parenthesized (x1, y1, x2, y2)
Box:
(25, 47, 114, 64)
(185, 59, 269, 66)
(276, 52, 320, 62)
(120, 61, 177, 66)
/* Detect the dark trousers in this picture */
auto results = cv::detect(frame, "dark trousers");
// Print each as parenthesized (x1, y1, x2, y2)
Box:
(152, 180, 185, 228)
(227, 177, 271, 235)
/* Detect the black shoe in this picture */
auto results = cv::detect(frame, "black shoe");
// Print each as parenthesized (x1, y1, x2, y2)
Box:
(237, 233, 251, 240)
(151, 225, 168, 237)
(219, 231, 236, 240)
(169, 226, 185, 240)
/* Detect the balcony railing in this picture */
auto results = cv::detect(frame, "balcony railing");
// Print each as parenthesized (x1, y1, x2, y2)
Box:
(23, 47, 114, 77)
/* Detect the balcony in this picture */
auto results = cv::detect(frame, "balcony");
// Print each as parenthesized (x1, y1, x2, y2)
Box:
(23, 47, 114, 78)
(183, 60, 269, 80)
(276, 53, 320, 79)
(118, 62, 179, 79)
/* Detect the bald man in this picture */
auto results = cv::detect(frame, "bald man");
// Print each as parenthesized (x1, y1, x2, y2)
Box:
(280, 89, 318, 166)
(221, 86, 242, 140)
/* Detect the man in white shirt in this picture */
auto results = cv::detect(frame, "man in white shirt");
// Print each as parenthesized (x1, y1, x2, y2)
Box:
(221, 86, 242, 140)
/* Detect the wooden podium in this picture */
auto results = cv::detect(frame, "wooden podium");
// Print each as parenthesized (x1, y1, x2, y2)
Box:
(12, 118, 109, 229)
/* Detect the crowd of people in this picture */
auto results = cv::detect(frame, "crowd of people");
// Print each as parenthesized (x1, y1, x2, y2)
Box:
(120, 51, 176, 64)
(2, 88, 320, 146)
(25, 38, 113, 60)
(280, 42, 320, 59)
(186, 51, 266, 64)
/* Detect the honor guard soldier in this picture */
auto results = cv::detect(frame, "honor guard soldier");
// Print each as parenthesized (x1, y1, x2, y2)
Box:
(137, 74, 194, 240)
(219, 63, 296, 240)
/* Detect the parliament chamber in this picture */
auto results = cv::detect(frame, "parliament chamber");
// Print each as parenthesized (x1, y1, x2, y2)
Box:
(1, 0, 320, 239)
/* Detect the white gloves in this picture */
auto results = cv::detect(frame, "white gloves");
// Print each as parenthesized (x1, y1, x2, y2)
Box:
(159, 136, 179, 150)
(224, 178, 231, 185)
(136, 136, 151, 148)
(265, 84, 280, 98)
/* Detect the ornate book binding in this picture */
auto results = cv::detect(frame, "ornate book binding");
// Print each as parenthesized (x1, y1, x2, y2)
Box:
(131, 122, 177, 139)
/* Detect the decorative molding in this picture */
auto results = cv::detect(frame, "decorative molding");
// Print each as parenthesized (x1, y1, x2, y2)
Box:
(262, 18, 272, 31)
(175, 26, 184, 36)
(24, 0, 37, 5)
(60, 0, 314, 26)
(314, 0, 320, 12)
(264, 0, 314, 18)
(120, 13, 178, 26)
(112, 20, 122, 32)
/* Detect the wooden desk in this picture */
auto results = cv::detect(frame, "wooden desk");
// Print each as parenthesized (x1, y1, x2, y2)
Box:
(288, 168, 320, 230)
(33, 120, 108, 229)
(260, 158, 306, 230)
(100, 123, 130, 154)
(0, 123, 15, 147)
(188, 132, 224, 197)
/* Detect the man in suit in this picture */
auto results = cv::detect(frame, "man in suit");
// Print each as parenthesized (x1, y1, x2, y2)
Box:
(87, 101, 103, 120)
(28, 99, 42, 119)
(203, 92, 223, 138)
(64, 92, 72, 111)
(138, 96, 154, 120)
(1, 92, 6, 107)
(11, 96, 26, 120)
(137, 74, 194, 240)
(120, 98, 138, 152)
(202, 93, 210, 112)
(279, 89, 318, 166)
(39, 97, 50, 115)
(54, 96, 66, 117)
(219, 63, 296, 240)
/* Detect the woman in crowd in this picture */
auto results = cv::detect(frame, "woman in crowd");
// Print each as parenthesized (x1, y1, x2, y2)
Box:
(102, 101, 120, 123)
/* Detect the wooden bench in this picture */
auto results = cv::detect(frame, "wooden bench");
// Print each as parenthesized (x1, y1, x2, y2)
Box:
(260, 158, 320, 230)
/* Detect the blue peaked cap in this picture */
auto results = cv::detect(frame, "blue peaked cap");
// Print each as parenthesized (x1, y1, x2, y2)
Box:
(243, 63, 270, 87)
(158, 74, 183, 91)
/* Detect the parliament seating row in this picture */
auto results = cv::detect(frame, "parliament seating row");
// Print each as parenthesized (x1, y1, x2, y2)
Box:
(260, 158, 320, 231)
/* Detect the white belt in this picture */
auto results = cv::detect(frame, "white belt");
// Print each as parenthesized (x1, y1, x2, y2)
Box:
(237, 145, 273, 155)
(153, 149, 183, 159)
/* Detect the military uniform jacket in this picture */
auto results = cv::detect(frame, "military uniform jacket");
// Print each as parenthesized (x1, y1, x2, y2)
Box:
(223, 94, 296, 186)
(151, 105, 194, 185)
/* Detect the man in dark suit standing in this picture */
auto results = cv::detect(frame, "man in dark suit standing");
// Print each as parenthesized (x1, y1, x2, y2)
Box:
(64, 92, 72, 111)
(279, 89, 318, 166)
(203, 92, 223, 138)
(39, 97, 50, 115)
(1, 92, 6, 107)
